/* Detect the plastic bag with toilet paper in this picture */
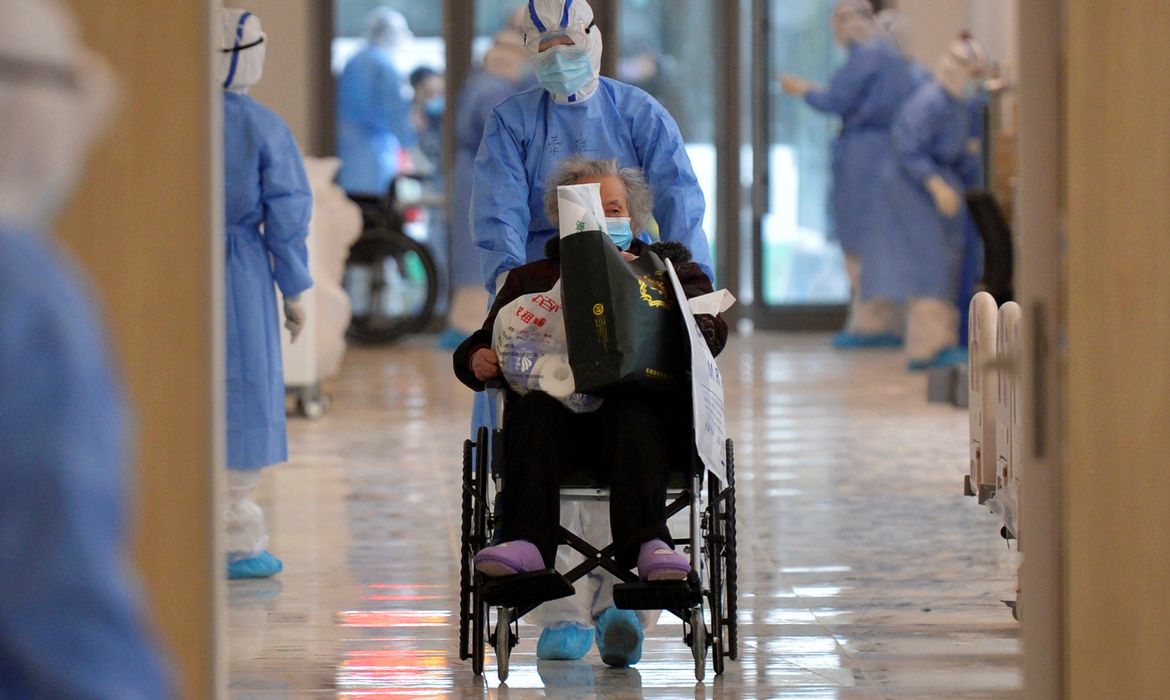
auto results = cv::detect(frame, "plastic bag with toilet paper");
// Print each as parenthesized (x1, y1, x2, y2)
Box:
(491, 279, 603, 413)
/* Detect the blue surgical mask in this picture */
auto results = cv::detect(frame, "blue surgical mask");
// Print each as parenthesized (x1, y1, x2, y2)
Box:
(605, 217, 634, 250)
(533, 45, 594, 97)
(424, 96, 445, 118)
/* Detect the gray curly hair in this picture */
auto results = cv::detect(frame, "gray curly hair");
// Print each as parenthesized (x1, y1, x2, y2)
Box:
(543, 157, 653, 236)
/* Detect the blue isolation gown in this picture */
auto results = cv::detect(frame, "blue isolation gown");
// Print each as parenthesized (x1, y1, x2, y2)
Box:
(451, 69, 527, 291)
(0, 225, 171, 698)
(336, 45, 418, 196)
(804, 36, 914, 259)
(224, 91, 313, 469)
(471, 76, 713, 289)
(875, 81, 983, 303)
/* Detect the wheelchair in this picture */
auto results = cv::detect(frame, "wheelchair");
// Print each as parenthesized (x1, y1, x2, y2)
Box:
(343, 175, 439, 345)
(458, 381, 738, 682)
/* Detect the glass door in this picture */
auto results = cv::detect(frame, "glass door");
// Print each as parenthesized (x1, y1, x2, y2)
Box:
(616, 0, 719, 265)
(752, 0, 851, 329)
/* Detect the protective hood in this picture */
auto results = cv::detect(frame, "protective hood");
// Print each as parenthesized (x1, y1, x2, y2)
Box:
(216, 8, 266, 92)
(833, 0, 878, 47)
(935, 33, 987, 99)
(522, 0, 603, 104)
(366, 7, 412, 49)
(0, 0, 119, 230)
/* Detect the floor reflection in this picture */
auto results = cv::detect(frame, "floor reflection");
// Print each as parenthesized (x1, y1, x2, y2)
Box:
(228, 334, 1021, 699)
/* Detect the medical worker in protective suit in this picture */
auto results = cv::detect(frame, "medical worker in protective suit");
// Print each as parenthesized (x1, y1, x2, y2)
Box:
(470, 0, 711, 668)
(336, 8, 417, 197)
(0, 0, 171, 695)
(780, 0, 913, 348)
(218, 8, 314, 579)
(442, 18, 531, 348)
(880, 33, 987, 369)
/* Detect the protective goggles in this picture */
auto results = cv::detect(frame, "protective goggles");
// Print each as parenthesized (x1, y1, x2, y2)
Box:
(525, 19, 595, 52)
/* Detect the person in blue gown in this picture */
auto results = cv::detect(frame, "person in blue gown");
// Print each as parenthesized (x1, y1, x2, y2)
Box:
(218, 9, 314, 579)
(0, 0, 170, 694)
(336, 8, 418, 197)
(780, 0, 914, 349)
(468, 0, 712, 669)
(441, 24, 532, 348)
(471, 0, 713, 290)
(878, 34, 988, 369)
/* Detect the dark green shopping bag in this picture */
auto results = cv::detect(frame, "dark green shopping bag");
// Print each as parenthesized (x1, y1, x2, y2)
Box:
(560, 230, 687, 395)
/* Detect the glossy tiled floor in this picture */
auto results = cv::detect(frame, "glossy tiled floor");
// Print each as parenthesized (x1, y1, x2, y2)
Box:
(229, 333, 1021, 699)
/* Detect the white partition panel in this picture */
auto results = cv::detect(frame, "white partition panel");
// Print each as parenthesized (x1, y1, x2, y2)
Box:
(996, 301, 1023, 540)
(968, 292, 999, 502)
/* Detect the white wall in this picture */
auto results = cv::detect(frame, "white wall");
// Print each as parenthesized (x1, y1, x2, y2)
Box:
(893, 0, 970, 70)
(894, 0, 1020, 127)
(223, 0, 327, 154)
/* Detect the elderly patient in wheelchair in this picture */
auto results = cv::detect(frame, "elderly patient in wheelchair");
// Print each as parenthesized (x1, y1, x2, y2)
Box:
(452, 157, 728, 664)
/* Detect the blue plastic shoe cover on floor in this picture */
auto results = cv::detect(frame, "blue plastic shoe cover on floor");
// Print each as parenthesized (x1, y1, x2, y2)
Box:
(832, 332, 904, 349)
(537, 622, 594, 660)
(436, 327, 466, 350)
(594, 607, 643, 667)
(227, 550, 283, 579)
(908, 346, 969, 371)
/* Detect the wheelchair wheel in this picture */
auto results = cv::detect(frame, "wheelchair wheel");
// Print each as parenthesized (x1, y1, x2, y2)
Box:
(470, 428, 491, 676)
(343, 227, 438, 345)
(690, 606, 707, 682)
(458, 439, 474, 661)
(707, 467, 727, 676)
(725, 439, 739, 661)
(495, 606, 511, 682)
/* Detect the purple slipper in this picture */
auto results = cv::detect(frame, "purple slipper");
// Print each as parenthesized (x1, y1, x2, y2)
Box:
(474, 539, 544, 577)
(637, 539, 691, 582)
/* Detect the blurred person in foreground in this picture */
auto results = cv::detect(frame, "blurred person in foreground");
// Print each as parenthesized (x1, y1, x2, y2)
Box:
(0, 0, 171, 695)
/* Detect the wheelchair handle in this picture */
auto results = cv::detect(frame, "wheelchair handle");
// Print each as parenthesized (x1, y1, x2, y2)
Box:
(484, 379, 507, 430)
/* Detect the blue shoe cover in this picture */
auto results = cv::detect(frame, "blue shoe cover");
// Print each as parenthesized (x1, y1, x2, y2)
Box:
(932, 347, 969, 367)
(594, 608, 643, 667)
(435, 328, 466, 350)
(228, 550, 283, 580)
(832, 331, 903, 349)
(537, 622, 593, 660)
(907, 346, 969, 371)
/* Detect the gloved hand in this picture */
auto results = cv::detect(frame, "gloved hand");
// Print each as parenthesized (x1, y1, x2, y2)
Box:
(925, 175, 962, 218)
(283, 294, 305, 343)
(779, 74, 809, 97)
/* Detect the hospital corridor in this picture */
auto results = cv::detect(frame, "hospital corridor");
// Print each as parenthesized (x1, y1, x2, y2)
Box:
(230, 337, 1020, 697)
(3, 0, 1169, 699)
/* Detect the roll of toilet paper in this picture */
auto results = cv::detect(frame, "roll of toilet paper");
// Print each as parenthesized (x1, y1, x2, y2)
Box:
(535, 354, 576, 398)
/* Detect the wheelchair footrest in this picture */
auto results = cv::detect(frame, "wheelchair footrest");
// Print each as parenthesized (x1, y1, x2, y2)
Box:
(613, 579, 701, 611)
(481, 570, 574, 608)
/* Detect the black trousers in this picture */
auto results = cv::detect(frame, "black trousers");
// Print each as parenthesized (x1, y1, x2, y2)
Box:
(497, 386, 690, 570)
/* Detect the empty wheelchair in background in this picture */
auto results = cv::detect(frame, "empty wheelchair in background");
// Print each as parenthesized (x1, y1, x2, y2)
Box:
(458, 381, 738, 682)
(343, 175, 439, 344)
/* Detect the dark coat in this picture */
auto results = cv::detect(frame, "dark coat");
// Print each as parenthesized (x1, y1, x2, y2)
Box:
(453, 237, 728, 391)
